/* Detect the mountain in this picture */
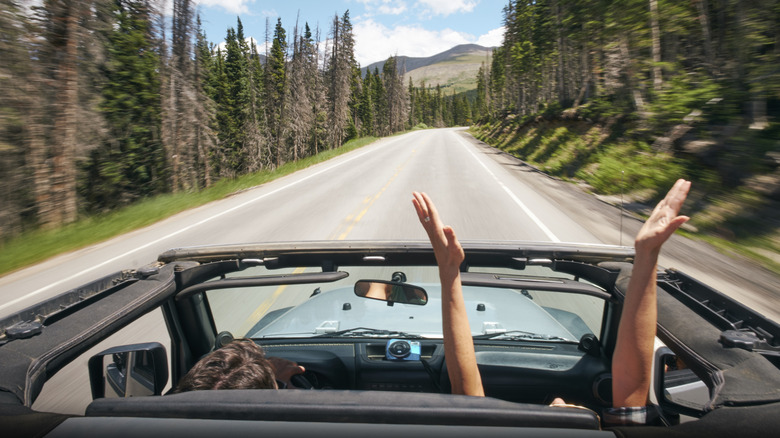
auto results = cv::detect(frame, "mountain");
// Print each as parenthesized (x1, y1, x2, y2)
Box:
(361, 44, 494, 95)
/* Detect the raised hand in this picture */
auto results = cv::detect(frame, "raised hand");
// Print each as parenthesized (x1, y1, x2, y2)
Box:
(612, 179, 691, 409)
(412, 192, 464, 274)
(635, 179, 691, 254)
(412, 191, 483, 396)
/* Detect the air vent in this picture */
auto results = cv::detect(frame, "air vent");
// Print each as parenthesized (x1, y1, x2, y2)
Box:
(592, 374, 612, 405)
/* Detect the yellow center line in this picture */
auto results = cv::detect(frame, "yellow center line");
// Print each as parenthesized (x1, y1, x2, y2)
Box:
(242, 150, 418, 334)
(334, 150, 417, 241)
(238, 266, 306, 336)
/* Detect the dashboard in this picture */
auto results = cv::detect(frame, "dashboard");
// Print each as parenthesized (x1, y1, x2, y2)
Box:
(260, 338, 611, 407)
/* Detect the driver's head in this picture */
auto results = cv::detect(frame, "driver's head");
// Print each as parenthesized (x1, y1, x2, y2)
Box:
(173, 339, 277, 392)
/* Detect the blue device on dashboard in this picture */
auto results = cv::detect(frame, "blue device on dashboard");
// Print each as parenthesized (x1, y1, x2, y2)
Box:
(386, 339, 421, 361)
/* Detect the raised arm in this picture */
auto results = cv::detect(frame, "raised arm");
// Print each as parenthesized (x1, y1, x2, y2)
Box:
(612, 179, 691, 408)
(412, 192, 484, 396)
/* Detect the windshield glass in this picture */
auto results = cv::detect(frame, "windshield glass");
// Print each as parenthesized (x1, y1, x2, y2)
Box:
(206, 265, 605, 341)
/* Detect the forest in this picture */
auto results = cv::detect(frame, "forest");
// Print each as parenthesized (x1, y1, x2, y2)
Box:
(469, 0, 779, 267)
(473, 0, 779, 128)
(0, 0, 474, 242)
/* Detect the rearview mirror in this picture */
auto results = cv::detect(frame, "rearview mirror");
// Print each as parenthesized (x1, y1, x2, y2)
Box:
(88, 342, 168, 399)
(354, 280, 428, 305)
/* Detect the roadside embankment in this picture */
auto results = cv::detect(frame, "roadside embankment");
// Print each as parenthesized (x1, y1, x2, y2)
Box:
(470, 115, 780, 275)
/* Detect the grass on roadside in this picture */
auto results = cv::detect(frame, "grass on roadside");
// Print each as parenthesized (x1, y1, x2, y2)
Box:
(696, 234, 780, 276)
(471, 120, 780, 276)
(0, 136, 378, 277)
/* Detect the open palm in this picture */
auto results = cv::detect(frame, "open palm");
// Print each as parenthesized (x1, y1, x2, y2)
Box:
(412, 192, 465, 271)
(635, 179, 691, 254)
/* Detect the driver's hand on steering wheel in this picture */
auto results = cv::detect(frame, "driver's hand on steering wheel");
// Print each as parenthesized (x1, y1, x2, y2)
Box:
(268, 356, 305, 389)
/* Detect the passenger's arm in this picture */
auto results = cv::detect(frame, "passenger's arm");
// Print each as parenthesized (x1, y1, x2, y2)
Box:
(413, 192, 484, 396)
(612, 179, 690, 407)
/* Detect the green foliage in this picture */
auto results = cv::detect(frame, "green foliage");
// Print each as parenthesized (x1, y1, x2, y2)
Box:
(470, 120, 684, 197)
(578, 95, 634, 122)
(648, 72, 727, 131)
(344, 118, 358, 142)
(578, 142, 685, 196)
(220, 22, 251, 173)
(266, 17, 288, 165)
(81, 0, 165, 212)
(1, 135, 378, 275)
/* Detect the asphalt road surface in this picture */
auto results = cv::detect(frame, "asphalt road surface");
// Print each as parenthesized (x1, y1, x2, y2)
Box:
(1, 127, 776, 414)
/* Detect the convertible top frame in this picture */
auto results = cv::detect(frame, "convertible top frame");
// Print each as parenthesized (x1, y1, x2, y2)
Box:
(2, 240, 780, 438)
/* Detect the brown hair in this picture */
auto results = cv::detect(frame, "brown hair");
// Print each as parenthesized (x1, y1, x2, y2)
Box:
(173, 339, 277, 392)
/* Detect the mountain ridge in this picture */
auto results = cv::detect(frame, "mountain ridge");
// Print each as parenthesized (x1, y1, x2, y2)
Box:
(360, 43, 495, 94)
(361, 43, 494, 74)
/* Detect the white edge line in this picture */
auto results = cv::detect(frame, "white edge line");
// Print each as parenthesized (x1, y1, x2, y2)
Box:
(452, 133, 561, 243)
(0, 134, 415, 313)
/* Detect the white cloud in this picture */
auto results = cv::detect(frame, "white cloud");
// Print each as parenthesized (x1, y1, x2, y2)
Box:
(194, 0, 253, 15)
(357, 0, 408, 16)
(476, 26, 504, 48)
(354, 19, 476, 66)
(415, 0, 477, 16)
(359, 0, 476, 18)
(215, 37, 263, 55)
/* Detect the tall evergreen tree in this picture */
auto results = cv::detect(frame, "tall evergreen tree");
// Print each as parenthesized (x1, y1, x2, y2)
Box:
(36, 0, 89, 224)
(310, 24, 328, 155)
(83, 0, 165, 210)
(219, 20, 251, 175)
(245, 38, 268, 171)
(371, 67, 388, 135)
(0, 0, 39, 237)
(265, 17, 287, 167)
(358, 71, 375, 136)
(382, 56, 409, 133)
(193, 15, 217, 187)
(287, 20, 316, 161)
(326, 10, 356, 148)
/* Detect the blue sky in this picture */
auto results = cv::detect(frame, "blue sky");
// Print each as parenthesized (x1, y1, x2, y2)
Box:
(194, 0, 505, 66)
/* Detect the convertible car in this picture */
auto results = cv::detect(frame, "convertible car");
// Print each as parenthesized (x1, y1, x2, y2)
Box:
(1, 241, 779, 437)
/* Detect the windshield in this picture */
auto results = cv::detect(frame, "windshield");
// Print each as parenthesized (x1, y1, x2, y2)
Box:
(206, 265, 605, 342)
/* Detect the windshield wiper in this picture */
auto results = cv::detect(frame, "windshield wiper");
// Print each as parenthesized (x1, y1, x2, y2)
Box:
(472, 330, 576, 343)
(314, 327, 424, 339)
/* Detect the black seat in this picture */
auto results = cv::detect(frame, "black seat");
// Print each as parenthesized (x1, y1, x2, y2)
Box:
(86, 389, 601, 430)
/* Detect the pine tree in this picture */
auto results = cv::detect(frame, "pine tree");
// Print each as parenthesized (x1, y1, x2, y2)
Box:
(287, 20, 315, 161)
(382, 56, 409, 134)
(359, 72, 375, 136)
(36, 0, 88, 224)
(371, 67, 388, 135)
(166, 0, 198, 191)
(83, 0, 165, 210)
(245, 38, 268, 172)
(310, 25, 328, 155)
(193, 15, 217, 187)
(326, 10, 356, 148)
(220, 20, 250, 175)
(265, 17, 288, 167)
(0, 0, 39, 237)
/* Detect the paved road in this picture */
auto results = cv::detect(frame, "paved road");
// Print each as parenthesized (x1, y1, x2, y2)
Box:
(3, 127, 776, 414)
(0, 128, 600, 318)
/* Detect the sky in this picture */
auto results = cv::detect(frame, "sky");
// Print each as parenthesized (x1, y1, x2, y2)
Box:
(194, 0, 506, 66)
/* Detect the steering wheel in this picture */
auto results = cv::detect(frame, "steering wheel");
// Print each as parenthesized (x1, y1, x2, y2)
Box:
(290, 374, 314, 389)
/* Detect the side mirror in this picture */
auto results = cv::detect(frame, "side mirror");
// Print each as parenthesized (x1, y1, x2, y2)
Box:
(654, 348, 709, 419)
(89, 342, 168, 399)
(354, 280, 428, 306)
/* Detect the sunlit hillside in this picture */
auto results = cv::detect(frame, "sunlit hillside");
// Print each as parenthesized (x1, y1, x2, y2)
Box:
(362, 44, 493, 94)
